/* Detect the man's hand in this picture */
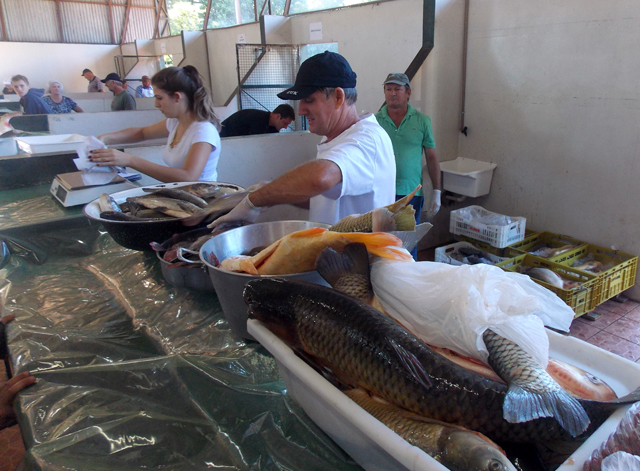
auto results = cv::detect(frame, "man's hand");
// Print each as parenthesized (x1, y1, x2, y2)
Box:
(208, 195, 261, 230)
(428, 189, 441, 218)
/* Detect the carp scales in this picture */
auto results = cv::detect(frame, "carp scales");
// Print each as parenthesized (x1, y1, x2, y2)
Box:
(244, 278, 640, 444)
(345, 388, 517, 471)
(329, 185, 421, 233)
(219, 227, 412, 276)
(315, 244, 612, 435)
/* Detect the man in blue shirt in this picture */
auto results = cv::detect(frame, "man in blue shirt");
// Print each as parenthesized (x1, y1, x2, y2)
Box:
(11, 75, 52, 115)
(135, 75, 154, 98)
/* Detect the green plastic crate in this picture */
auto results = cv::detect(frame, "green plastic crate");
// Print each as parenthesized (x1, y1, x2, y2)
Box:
(496, 254, 601, 317)
(554, 244, 638, 304)
(505, 231, 587, 260)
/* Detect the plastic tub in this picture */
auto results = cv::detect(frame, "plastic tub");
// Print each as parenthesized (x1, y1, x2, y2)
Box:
(248, 319, 640, 471)
(440, 157, 497, 197)
(15, 133, 85, 154)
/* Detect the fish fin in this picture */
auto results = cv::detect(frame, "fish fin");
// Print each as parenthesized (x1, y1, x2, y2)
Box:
(393, 205, 417, 231)
(384, 185, 422, 214)
(287, 227, 327, 238)
(342, 231, 403, 249)
(503, 385, 591, 437)
(390, 223, 433, 252)
(371, 208, 396, 232)
(249, 238, 282, 268)
(219, 255, 259, 275)
(367, 245, 414, 262)
(388, 338, 433, 390)
(316, 243, 369, 286)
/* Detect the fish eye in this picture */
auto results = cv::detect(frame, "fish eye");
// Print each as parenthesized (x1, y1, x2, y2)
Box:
(488, 459, 504, 470)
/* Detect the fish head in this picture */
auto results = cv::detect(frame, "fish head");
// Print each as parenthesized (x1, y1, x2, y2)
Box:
(442, 430, 517, 471)
(244, 278, 300, 343)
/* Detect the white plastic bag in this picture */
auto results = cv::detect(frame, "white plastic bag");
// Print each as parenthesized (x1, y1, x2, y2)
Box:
(371, 260, 575, 366)
(601, 452, 640, 471)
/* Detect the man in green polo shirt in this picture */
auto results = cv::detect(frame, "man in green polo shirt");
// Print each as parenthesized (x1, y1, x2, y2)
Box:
(375, 73, 441, 257)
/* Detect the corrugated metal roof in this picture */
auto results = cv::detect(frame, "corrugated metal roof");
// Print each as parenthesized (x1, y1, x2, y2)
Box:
(0, 0, 161, 44)
(60, 2, 112, 44)
(4, 0, 60, 42)
(123, 5, 155, 43)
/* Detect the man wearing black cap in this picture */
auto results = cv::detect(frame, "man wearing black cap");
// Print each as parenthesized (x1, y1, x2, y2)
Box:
(82, 69, 105, 93)
(102, 73, 136, 111)
(210, 51, 396, 228)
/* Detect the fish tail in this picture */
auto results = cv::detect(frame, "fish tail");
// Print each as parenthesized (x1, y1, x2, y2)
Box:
(384, 185, 422, 213)
(393, 205, 417, 231)
(316, 243, 370, 288)
(367, 245, 414, 262)
(342, 232, 403, 248)
(503, 385, 591, 437)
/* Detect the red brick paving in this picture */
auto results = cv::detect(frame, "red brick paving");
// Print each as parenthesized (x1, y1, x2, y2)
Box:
(572, 298, 640, 363)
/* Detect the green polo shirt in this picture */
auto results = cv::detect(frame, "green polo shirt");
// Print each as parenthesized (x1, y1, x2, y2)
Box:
(375, 104, 435, 197)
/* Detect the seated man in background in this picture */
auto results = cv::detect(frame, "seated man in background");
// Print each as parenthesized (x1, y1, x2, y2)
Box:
(82, 69, 105, 93)
(102, 73, 136, 111)
(11, 75, 52, 115)
(219, 104, 295, 138)
(136, 75, 154, 98)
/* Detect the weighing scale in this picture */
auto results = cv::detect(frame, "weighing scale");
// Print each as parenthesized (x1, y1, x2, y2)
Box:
(50, 171, 135, 207)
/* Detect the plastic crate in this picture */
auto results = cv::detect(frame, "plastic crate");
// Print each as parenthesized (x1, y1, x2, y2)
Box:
(457, 229, 538, 257)
(435, 241, 509, 266)
(505, 231, 587, 259)
(553, 244, 638, 304)
(496, 255, 601, 317)
(449, 205, 527, 249)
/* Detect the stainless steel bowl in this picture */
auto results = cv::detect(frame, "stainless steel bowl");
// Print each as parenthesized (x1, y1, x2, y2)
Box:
(156, 251, 214, 292)
(200, 221, 330, 340)
(83, 181, 244, 251)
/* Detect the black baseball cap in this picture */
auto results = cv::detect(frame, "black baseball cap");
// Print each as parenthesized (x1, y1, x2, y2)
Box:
(277, 51, 357, 100)
(101, 72, 122, 83)
(81, 68, 92, 76)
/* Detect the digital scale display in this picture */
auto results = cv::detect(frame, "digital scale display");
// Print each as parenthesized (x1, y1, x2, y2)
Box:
(55, 184, 68, 203)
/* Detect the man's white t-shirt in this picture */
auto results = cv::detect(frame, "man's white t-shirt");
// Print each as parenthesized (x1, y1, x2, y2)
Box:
(309, 114, 396, 224)
(162, 118, 221, 182)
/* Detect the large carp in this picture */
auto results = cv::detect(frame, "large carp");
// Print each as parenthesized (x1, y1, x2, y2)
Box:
(244, 278, 640, 444)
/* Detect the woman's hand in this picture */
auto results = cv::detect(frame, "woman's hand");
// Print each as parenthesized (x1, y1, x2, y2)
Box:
(89, 148, 132, 167)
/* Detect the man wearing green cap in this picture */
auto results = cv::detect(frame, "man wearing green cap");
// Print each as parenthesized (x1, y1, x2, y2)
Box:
(376, 73, 441, 248)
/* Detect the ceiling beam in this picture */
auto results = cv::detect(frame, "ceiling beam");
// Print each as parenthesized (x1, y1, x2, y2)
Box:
(0, 1, 7, 41)
(54, 0, 64, 42)
(203, 0, 213, 30)
(121, 0, 132, 44)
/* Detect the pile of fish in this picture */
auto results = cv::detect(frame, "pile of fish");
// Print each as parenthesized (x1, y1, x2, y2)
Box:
(218, 189, 424, 276)
(521, 266, 582, 289)
(529, 243, 576, 258)
(572, 258, 610, 274)
(447, 245, 498, 265)
(244, 243, 640, 470)
(98, 183, 245, 222)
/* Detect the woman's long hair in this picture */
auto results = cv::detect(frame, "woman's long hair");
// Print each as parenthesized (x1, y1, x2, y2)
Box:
(151, 66, 220, 130)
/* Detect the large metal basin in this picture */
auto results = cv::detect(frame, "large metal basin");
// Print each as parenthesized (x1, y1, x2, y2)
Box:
(200, 221, 330, 340)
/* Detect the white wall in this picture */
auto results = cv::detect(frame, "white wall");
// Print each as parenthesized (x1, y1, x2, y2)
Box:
(0, 42, 120, 93)
(458, 0, 640, 297)
(206, 23, 263, 107)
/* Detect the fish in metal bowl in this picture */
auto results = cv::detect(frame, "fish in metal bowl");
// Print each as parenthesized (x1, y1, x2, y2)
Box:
(83, 181, 245, 251)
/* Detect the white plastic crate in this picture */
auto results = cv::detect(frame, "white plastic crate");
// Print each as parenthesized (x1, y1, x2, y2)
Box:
(449, 205, 526, 248)
(435, 241, 509, 265)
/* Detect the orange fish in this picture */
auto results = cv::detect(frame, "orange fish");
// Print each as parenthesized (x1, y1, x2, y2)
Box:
(220, 227, 411, 275)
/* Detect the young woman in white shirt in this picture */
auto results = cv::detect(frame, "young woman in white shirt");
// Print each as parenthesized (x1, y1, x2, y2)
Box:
(91, 66, 221, 182)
